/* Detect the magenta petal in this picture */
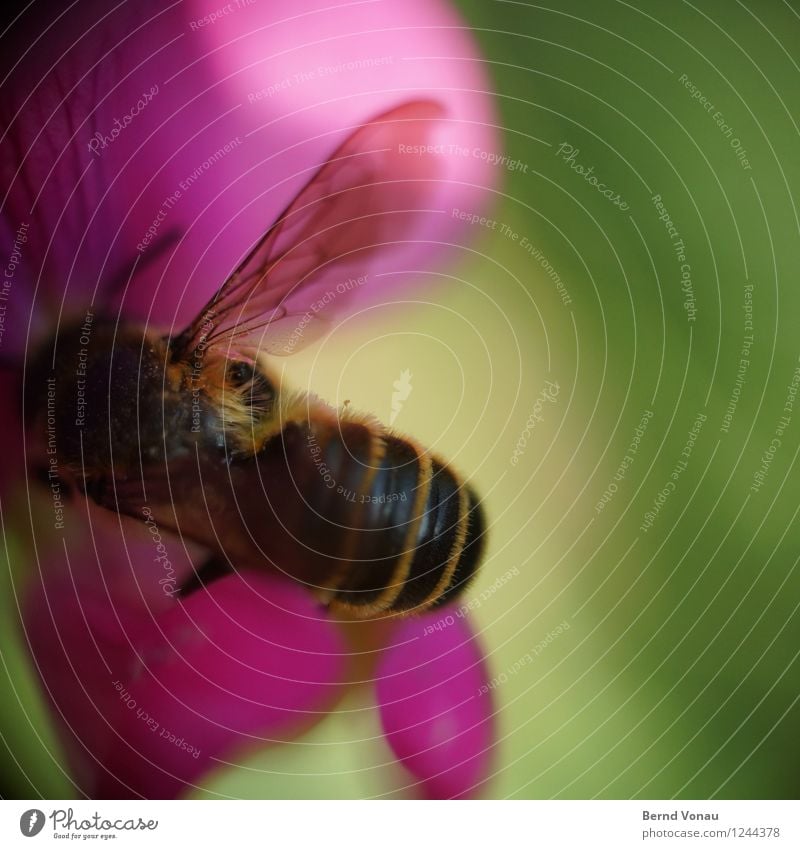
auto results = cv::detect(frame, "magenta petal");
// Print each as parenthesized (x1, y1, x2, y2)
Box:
(26, 569, 346, 798)
(1, 0, 497, 361)
(376, 611, 495, 799)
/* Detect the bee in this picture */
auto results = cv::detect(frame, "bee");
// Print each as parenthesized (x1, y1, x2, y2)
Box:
(25, 101, 486, 617)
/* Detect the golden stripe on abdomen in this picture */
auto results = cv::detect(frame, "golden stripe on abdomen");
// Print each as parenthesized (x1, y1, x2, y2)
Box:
(431, 484, 486, 608)
(330, 434, 425, 611)
(389, 460, 466, 612)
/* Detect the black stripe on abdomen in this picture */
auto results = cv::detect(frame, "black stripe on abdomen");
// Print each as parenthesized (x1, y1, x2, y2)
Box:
(390, 461, 465, 613)
(331, 433, 422, 610)
(430, 484, 486, 608)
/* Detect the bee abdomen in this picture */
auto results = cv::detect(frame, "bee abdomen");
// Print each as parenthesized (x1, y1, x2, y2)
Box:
(330, 434, 431, 611)
(331, 438, 486, 617)
(253, 416, 485, 618)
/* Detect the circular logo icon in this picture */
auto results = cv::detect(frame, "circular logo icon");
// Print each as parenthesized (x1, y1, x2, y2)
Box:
(19, 810, 46, 837)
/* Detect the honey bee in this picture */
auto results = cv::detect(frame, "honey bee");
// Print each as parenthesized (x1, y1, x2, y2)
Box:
(25, 101, 486, 617)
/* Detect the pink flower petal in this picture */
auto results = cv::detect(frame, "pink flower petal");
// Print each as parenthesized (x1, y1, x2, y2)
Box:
(376, 610, 495, 799)
(2, 0, 497, 361)
(25, 565, 346, 798)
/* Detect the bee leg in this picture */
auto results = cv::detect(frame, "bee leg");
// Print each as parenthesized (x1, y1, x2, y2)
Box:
(177, 555, 234, 598)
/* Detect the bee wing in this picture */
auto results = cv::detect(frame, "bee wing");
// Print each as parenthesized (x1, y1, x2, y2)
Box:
(170, 100, 446, 360)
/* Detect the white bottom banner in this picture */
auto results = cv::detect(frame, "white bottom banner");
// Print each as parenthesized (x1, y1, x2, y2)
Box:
(1, 800, 797, 848)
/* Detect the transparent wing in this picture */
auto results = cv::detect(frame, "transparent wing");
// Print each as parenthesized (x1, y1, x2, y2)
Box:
(169, 100, 446, 360)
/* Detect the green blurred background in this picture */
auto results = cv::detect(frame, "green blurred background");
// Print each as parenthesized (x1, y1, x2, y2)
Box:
(3, 0, 799, 799)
